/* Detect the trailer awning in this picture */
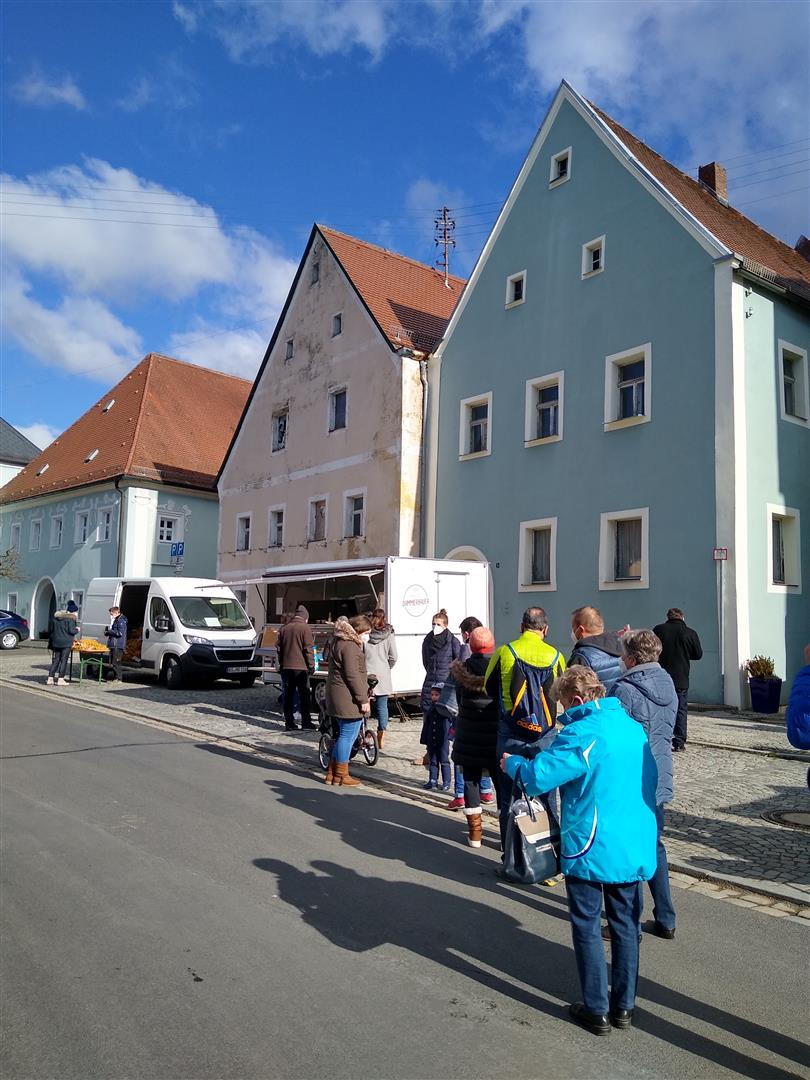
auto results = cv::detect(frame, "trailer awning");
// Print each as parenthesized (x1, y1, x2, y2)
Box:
(225, 567, 384, 588)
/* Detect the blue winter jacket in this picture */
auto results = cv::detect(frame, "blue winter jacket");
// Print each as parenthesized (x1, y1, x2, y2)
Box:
(609, 663, 677, 805)
(786, 664, 810, 751)
(504, 696, 658, 884)
(567, 631, 624, 692)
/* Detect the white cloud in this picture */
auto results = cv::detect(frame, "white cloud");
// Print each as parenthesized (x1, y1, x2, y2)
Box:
(116, 56, 198, 113)
(166, 323, 269, 377)
(174, 0, 393, 62)
(12, 68, 87, 110)
(15, 422, 61, 451)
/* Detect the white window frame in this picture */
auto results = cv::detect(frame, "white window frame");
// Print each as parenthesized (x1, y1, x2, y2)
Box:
(7, 592, 18, 613)
(74, 511, 90, 545)
(549, 146, 572, 186)
(459, 391, 493, 459)
(518, 517, 558, 592)
(235, 513, 252, 553)
(50, 514, 64, 549)
(284, 338, 294, 361)
(10, 522, 21, 551)
(525, 370, 564, 447)
(505, 270, 527, 309)
(98, 507, 113, 543)
(343, 488, 367, 540)
(766, 504, 802, 593)
(271, 407, 289, 453)
(29, 518, 42, 552)
(604, 343, 652, 431)
(268, 504, 286, 549)
(157, 515, 179, 544)
(331, 311, 343, 337)
(777, 340, 809, 427)
(328, 386, 348, 433)
(308, 495, 328, 543)
(71, 590, 84, 617)
(581, 235, 606, 279)
(599, 507, 650, 590)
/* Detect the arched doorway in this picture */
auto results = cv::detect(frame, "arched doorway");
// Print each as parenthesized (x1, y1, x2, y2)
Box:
(32, 578, 56, 640)
(444, 546, 494, 628)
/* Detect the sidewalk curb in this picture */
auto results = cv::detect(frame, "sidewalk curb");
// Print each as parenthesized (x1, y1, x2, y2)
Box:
(4, 675, 808, 912)
(688, 739, 809, 762)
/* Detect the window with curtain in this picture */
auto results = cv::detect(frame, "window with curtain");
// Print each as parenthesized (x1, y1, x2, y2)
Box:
(615, 518, 642, 580)
(772, 517, 786, 585)
(530, 527, 551, 584)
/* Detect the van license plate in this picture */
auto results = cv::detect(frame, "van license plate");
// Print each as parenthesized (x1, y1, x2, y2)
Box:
(226, 666, 249, 673)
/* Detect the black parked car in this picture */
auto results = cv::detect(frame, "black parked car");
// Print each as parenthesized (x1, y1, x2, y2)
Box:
(0, 610, 30, 649)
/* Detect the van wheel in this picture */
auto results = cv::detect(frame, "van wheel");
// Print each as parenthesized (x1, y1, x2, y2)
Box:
(235, 674, 257, 688)
(163, 656, 183, 690)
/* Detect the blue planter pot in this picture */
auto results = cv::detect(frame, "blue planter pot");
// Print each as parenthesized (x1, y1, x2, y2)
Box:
(749, 677, 782, 714)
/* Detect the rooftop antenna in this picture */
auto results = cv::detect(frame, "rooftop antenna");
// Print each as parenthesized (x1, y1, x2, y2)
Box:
(434, 206, 456, 286)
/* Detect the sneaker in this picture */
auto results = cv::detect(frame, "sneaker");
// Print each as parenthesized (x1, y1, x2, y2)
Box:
(423, 780, 437, 790)
(481, 792, 495, 804)
(45, 677, 54, 685)
(446, 797, 465, 811)
(439, 783, 452, 793)
(57, 678, 69, 686)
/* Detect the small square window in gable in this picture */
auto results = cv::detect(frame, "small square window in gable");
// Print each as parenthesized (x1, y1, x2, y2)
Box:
(284, 338, 294, 362)
(582, 235, 605, 278)
(549, 146, 572, 186)
(332, 312, 343, 337)
(505, 271, 526, 308)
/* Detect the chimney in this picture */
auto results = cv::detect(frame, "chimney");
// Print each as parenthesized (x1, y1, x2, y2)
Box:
(795, 235, 810, 263)
(698, 161, 728, 203)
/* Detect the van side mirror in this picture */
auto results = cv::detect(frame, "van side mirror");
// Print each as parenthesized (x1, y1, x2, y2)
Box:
(154, 616, 172, 633)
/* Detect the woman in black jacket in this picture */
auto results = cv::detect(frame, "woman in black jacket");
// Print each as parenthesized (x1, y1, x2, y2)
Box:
(449, 626, 499, 848)
(420, 608, 462, 711)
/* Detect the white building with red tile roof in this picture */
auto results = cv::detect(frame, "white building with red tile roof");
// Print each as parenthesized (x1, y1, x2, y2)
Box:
(217, 224, 464, 620)
(0, 354, 250, 636)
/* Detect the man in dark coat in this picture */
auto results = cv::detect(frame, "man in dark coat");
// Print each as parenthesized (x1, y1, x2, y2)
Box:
(653, 608, 702, 751)
(277, 605, 316, 730)
(568, 605, 624, 691)
(47, 601, 80, 684)
(105, 606, 128, 682)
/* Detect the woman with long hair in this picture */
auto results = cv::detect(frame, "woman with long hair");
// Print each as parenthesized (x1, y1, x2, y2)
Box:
(363, 608, 397, 749)
(324, 615, 371, 787)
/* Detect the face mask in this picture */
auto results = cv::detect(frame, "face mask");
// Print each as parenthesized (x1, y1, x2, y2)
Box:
(432, 625, 444, 635)
(618, 657, 628, 673)
(570, 629, 579, 644)
(360, 632, 371, 644)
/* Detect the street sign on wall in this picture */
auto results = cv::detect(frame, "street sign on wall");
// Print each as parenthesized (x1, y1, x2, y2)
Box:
(712, 547, 728, 561)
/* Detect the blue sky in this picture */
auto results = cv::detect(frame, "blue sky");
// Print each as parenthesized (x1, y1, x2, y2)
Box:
(2, 0, 808, 449)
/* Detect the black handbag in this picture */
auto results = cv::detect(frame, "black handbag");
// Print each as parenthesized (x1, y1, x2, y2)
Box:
(501, 778, 561, 885)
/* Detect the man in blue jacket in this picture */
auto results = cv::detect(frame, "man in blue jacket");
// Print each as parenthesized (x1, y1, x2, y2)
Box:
(501, 666, 657, 1036)
(610, 629, 678, 939)
(105, 606, 128, 682)
(568, 605, 624, 692)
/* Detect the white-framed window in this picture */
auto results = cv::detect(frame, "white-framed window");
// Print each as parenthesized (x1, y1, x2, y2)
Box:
(234, 588, 248, 609)
(7, 592, 18, 613)
(599, 508, 649, 590)
(71, 590, 84, 617)
(343, 489, 366, 539)
(328, 387, 347, 432)
(332, 312, 343, 337)
(778, 340, 809, 427)
(549, 146, 572, 186)
(581, 235, 605, 278)
(525, 371, 564, 446)
(308, 496, 328, 542)
(10, 522, 21, 551)
(767, 504, 802, 593)
(604, 343, 652, 430)
(84, 449, 99, 463)
(98, 508, 113, 543)
(505, 270, 526, 308)
(236, 514, 252, 552)
(50, 515, 64, 549)
(311, 260, 320, 285)
(459, 392, 493, 458)
(518, 517, 557, 592)
(272, 407, 289, 453)
(29, 518, 42, 551)
(268, 505, 285, 548)
(157, 515, 178, 544)
(35, 463, 49, 477)
(284, 338, 294, 361)
(74, 511, 90, 544)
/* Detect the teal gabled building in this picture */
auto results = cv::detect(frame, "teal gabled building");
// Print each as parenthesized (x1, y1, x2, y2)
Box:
(426, 82, 809, 706)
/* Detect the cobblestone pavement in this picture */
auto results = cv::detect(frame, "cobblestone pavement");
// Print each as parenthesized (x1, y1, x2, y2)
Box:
(4, 643, 809, 911)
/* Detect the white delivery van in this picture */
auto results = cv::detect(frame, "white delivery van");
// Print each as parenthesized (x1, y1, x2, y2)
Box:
(83, 577, 260, 689)
(228, 557, 491, 716)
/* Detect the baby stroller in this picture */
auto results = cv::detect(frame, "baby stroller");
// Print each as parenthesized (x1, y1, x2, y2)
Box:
(318, 673, 379, 769)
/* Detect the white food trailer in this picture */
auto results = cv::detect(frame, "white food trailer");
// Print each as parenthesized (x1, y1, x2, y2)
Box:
(227, 556, 491, 717)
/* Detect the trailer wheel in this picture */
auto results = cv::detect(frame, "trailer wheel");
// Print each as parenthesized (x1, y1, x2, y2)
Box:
(163, 655, 183, 690)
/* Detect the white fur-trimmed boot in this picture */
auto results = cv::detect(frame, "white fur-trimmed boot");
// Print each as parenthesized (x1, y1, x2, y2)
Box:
(465, 807, 483, 848)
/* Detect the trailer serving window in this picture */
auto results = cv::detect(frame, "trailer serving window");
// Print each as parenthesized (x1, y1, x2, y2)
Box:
(171, 596, 251, 630)
(264, 571, 382, 623)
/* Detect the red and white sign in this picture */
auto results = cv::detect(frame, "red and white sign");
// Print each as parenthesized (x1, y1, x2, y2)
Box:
(712, 547, 728, 561)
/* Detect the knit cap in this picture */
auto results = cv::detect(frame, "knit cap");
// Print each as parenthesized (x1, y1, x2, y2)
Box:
(295, 605, 309, 619)
(469, 626, 495, 654)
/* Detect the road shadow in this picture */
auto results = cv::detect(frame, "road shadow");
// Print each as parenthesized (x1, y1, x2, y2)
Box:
(255, 857, 808, 1079)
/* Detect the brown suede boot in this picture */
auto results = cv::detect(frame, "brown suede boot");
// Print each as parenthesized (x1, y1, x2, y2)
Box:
(465, 808, 483, 848)
(377, 729, 385, 750)
(333, 762, 361, 787)
(323, 761, 336, 784)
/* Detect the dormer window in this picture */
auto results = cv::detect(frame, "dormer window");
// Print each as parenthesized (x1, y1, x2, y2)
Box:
(85, 449, 99, 462)
(102, 399, 115, 412)
(35, 463, 49, 476)
(549, 147, 572, 186)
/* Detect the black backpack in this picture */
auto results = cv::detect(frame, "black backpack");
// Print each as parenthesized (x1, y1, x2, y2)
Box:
(507, 644, 559, 737)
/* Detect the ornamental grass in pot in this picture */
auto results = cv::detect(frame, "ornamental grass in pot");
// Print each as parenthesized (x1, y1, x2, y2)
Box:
(745, 655, 783, 714)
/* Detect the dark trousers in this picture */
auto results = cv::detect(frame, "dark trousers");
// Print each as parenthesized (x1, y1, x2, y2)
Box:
(463, 762, 500, 810)
(427, 737, 451, 786)
(642, 805, 676, 929)
(283, 669, 311, 727)
(567, 877, 641, 1016)
(673, 689, 688, 747)
(48, 648, 71, 679)
(108, 649, 124, 680)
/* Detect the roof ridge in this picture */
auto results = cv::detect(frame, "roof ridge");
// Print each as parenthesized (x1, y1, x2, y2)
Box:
(317, 224, 466, 285)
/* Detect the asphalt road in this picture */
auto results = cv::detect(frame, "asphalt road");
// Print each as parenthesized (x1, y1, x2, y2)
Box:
(1, 686, 808, 1080)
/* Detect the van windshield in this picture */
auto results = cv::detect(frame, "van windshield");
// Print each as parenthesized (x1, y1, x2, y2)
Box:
(171, 596, 251, 631)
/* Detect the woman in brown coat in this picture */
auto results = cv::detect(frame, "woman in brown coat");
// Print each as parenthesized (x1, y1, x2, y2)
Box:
(324, 615, 371, 787)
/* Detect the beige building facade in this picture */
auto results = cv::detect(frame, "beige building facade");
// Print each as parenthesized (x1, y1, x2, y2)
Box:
(217, 226, 463, 623)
